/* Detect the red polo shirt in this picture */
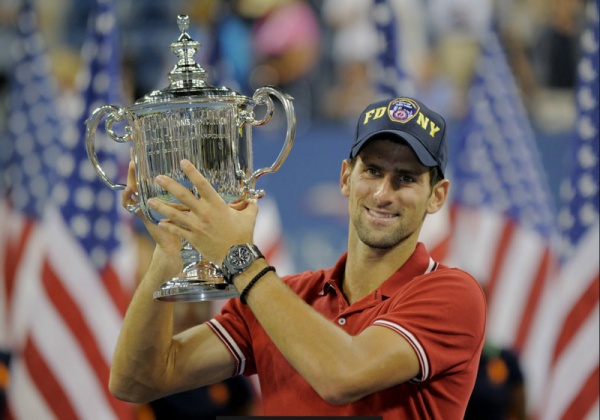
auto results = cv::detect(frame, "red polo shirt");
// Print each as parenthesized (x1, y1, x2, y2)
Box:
(208, 243, 486, 419)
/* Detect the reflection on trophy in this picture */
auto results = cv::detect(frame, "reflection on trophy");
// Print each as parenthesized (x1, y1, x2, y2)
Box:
(86, 15, 295, 302)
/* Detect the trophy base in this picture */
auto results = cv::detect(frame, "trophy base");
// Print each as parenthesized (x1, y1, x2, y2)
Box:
(153, 259, 240, 302)
(153, 280, 239, 302)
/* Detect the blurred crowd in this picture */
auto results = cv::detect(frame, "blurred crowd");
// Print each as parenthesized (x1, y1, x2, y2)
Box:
(0, 0, 588, 134)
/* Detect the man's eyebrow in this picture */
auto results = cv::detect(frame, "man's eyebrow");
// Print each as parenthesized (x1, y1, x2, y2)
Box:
(393, 167, 425, 176)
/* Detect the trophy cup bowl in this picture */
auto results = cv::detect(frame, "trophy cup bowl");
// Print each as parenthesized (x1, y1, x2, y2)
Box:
(85, 15, 295, 302)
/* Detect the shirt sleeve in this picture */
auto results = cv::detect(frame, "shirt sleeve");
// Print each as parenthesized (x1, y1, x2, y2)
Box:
(207, 298, 258, 376)
(373, 268, 486, 382)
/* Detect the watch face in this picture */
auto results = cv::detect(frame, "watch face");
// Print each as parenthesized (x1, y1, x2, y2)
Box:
(230, 246, 253, 269)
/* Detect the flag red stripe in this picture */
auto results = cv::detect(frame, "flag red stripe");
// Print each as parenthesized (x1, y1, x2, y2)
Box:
(101, 264, 129, 317)
(560, 364, 600, 420)
(23, 335, 78, 419)
(3, 218, 34, 314)
(513, 249, 555, 352)
(484, 221, 515, 301)
(551, 273, 600, 365)
(41, 259, 132, 419)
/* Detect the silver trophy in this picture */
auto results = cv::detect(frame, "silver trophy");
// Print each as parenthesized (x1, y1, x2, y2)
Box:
(86, 15, 295, 302)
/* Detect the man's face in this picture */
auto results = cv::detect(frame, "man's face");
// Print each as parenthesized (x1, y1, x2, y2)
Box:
(340, 138, 447, 250)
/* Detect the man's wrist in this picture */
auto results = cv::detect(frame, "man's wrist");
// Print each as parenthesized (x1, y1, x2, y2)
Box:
(221, 244, 265, 284)
(239, 265, 276, 304)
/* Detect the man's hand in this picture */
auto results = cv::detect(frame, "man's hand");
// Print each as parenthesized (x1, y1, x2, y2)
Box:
(147, 159, 259, 264)
(121, 156, 181, 261)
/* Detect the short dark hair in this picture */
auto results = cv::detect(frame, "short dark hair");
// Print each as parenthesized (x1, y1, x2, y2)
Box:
(429, 167, 443, 189)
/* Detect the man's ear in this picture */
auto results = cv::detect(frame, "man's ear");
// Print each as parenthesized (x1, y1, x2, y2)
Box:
(340, 159, 352, 197)
(427, 179, 450, 215)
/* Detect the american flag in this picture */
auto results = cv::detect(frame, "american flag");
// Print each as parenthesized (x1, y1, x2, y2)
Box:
(449, 29, 558, 352)
(536, 2, 599, 418)
(1, 0, 64, 352)
(371, 0, 415, 99)
(442, 29, 563, 416)
(4, 0, 136, 418)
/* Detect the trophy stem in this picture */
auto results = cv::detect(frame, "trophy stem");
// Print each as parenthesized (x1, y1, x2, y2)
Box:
(153, 240, 240, 302)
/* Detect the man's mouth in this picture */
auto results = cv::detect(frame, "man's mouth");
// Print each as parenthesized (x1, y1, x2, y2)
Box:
(366, 208, 398, 219)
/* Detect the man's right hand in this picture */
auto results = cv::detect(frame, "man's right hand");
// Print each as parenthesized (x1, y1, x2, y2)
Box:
(121, 157, 182, 267)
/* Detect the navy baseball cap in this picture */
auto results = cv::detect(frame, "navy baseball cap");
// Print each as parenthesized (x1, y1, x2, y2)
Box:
(350, 97, 448, 178)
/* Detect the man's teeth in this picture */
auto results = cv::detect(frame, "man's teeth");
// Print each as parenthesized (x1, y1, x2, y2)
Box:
(369, 209, 396, 218)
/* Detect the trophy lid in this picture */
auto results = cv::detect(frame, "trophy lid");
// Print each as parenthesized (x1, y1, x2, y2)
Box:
(133, 15, 246, 106)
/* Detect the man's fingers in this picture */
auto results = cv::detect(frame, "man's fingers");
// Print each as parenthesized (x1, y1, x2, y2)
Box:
(147, 197, 189, 222)
(122, 158, 141, 214)
(180, 159, 221, 203)
(127, 159, 136, 186)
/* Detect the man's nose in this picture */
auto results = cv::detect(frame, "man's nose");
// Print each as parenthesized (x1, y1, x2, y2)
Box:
(373, 177, 394, 205)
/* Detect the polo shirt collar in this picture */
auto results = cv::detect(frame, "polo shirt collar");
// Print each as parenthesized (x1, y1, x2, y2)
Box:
(321, 243, 434, 298)
(379, 242, 434, 298)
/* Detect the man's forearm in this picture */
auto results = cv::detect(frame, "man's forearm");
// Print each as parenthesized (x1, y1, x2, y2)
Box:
(233, 261, 419, 404)
(109, 248, 179, 403)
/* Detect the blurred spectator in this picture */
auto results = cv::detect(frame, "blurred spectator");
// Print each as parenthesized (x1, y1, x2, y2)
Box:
(321, 0, 430, 121)
(426, 0, 494, 117)
(528, 0, 586, 132)
(427, 0, 494, 42)
(247, 0, 321, 124)
(531, 0, 584, 89)
(0, 0, 18, 82)
(495, 0, 543, 110)
(0, 351, 9, 418)
(320, 0, 380, 121)
(203, 0, 256, 94)
(465, 342, 527, 420)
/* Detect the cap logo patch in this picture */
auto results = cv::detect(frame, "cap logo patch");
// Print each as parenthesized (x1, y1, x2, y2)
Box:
(388, 98, 420, 123)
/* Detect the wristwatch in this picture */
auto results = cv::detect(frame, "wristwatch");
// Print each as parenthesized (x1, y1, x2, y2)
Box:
(221, 244, 265, 284)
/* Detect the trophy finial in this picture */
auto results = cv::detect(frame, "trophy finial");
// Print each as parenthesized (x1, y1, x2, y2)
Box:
(177, 15, 190, 35)
(168, 14, 207, 90)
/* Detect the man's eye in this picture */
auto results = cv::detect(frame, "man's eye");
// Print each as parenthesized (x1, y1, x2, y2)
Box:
(398, 174, 415, 183)
(366, 167, 380, 176)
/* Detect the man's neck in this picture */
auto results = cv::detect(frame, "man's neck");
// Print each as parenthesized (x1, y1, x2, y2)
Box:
(342, 238, 417, 305)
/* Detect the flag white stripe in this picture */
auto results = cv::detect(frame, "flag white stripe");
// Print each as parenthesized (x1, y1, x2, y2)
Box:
(111, 219, 137, 292)
(8, 220, 45, 349)
(44, 206, 123, 363)
(526, 228, 600, 412)
(7, 355, 56, 420)
(32, 291, 116, 420)
(540, 304, 599, 420)
(486, 229, 546, 346)
(556, 222, 599, 310)
(449, 208, 505, 283)
(254, 197, 295, 276)
(520, 276, 562, 411)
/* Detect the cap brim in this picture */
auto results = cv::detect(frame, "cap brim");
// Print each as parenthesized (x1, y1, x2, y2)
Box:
(351, 130, 439, 168)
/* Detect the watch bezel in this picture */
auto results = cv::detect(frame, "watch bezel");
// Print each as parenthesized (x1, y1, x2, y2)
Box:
(222, 244, 264, 284)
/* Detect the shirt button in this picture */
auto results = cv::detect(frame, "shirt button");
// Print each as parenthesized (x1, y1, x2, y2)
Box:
(338, 318, 346, 326)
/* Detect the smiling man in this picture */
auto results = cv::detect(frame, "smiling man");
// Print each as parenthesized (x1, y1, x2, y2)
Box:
(110, 97, 486, 419)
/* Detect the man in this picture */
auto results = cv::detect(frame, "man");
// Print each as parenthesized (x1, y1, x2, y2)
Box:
(110, 97, 486, 418)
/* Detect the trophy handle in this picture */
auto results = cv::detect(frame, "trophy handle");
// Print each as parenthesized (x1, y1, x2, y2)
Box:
(246, 86, 296, 189)
(85, 104, 132, 191)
